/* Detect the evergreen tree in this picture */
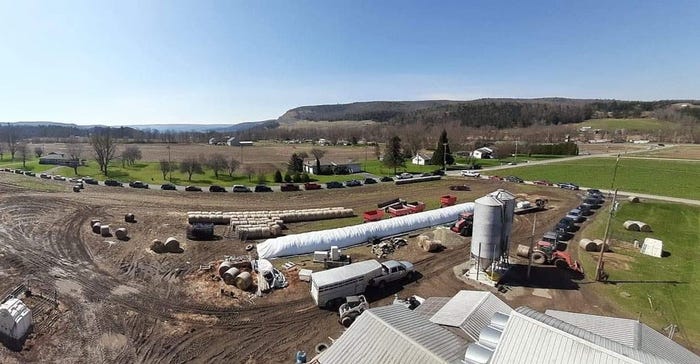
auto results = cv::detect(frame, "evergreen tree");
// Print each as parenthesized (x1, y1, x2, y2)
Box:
(383, 136, 405, 174)
(274, 170, 283, 183)
(287, 153, 304, 173)
(430, 129, 454, 168)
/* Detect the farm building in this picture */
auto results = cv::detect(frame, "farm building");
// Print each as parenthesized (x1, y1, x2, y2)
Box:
(0, 298, 32, 340)
(470, 147, 493, 159)
(312, 290, 698, 364)
(302, 161, 362, 175)
(226, 137, 253, 147)
(411, 153, 432, 165)
(38, 152, 73, 166)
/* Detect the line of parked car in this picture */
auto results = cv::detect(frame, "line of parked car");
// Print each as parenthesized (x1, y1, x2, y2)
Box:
(545, 189, 605, 244)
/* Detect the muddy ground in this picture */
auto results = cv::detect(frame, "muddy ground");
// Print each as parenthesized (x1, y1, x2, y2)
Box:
(0, 173, 632, 363)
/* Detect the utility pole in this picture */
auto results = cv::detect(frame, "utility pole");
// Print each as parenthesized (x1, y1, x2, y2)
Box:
(167, 144, 172, 182)
(514, 139, 518, 164)
(443, 142, 447, 174)
(527, 214, 537, 280)
(596, 189, 618, 281)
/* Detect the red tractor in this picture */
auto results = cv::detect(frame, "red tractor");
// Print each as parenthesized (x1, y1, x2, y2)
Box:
(517, 241, 583, 274)
(451, 212, 474, 237)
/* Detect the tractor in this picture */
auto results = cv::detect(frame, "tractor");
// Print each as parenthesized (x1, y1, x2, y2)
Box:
(338, 295, 369, 328)
(451, 212, 474, 237)
(517, 241, 583, 274)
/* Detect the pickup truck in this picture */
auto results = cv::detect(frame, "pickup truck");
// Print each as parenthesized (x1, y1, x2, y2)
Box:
(370, 260, 415, 288)
(460, 170, 480, 177)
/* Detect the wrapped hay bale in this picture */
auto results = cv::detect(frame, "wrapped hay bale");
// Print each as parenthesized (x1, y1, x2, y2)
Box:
(165, 237, 181, 253)
(151, 239, 165, 253)
(579, 238, 597, 252)
(422, 239, 442, 252)
(223, 267, 241, 285)
(90, 219, 100, 226)
(593, 239, 609, 252)
(628, 196, 640, 203)
(100, 224, 111, 237)
(124, 213, 136, 223)
(218, 261, 233, 277)
(235, 271, 253, 290)
(92, 222, 102, 234)
(115, 228, 128, 240)
(623, 221, 640, 231)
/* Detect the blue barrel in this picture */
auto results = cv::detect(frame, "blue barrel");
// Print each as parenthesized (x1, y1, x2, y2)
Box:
(295, 350, 307, 363)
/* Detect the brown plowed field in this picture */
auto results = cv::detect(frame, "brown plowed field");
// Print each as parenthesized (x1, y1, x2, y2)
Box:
(0, 173, 618, 363)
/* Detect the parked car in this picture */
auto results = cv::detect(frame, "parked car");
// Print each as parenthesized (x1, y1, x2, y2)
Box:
(533, 180, 553, 186)
(185, 185, 202, 192)
(379, 176, 394, 182)
(104, 179, 123, 187)
(363, 177, 378, 184)
(587, 189, 601, 195)
(304, 182, 322, 190)
(52, 175, 66, 181)
(209, 185, 226, 192)
(396, 172, 413, 179)
(558, 182, 579, 190)
(161, 183, 177, 190)
(24, 171, 36, 177)
(326, 181, 344, 189)
(254, 185, 273, 192)
(488, 175, 502, 181)
(345, 179, 362, 187)
(129, 181, 149, 189)
(504, 176, 523, 183)
(461, 170, 480, 177)
(232, 185, 252, 193)
(83, 177, 98, 185)
(280, 183, 300, 192)
(566, 208, 586, 223)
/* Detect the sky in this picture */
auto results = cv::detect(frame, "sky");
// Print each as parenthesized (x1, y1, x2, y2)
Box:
(1, 0, 699, 125)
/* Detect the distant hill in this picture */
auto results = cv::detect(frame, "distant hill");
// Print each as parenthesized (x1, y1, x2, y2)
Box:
(129, 121, 268, 132)
(278, 98, 700, 129)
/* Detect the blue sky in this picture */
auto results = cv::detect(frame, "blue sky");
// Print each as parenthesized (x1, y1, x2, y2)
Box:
(1, 0, 698, 125)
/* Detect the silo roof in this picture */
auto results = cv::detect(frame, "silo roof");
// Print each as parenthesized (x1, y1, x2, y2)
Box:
(475, 195, 503, 207)
(489, 189, 516, 201)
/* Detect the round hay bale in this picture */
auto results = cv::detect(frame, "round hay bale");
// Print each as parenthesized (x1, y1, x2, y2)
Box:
(628, 196, 640, 203)
(579, 238, 597, 252)
(235, 271, 253, 290)
(100, 224, 110, 237)
(165, 237, 180, 252)
(516, 245, 530, 258)
(223, 267, 241, 285)
(150, 239, 165, 253)
(218, 261, 233, 277)
(92, 222, 102, 234)
(90, 219, 100, 226)
(124, 213, 135, 223)
(639, 223, 652, 232)
(593, 239, 609, 252)
(623, 221, 640, 231)
(115, 228, 128, 240)
(422, 240, 441, 252)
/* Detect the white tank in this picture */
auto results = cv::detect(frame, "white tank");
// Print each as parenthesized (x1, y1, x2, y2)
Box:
(471, 190, 516, 267)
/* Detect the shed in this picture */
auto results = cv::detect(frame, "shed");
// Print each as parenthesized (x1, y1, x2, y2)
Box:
(470, 147, 493, 159)
(641, 238, 664, 258)
(315, 304, 467, 364)
(0, 298, 32, 340)
(412, 153, 432, 166)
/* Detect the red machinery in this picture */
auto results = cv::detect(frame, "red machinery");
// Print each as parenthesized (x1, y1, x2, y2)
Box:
(450, 212, 474, 236)
(387, 201, 425, 217)
(518, 241, 583, 273)
(440, 195, 457, 207)
(362, 209, 384, 223)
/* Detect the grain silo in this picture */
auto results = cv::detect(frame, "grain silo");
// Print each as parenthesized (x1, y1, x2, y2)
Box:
(470, 189, 516, 275)
(0, 298, 32, 341)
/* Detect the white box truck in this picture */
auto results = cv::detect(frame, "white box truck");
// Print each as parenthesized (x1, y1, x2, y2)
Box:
(310, 259, 414, 308)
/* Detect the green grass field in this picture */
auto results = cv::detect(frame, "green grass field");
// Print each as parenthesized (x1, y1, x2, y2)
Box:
(577, 118, 679, 132)
(502, 157, 700, 199)
(578, 201, 700, 347)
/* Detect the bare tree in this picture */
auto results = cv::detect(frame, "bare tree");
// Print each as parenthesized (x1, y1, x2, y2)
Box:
(66, 141, 84, 175)
(0, 143, 4, 160)
(90, 129, 117, 175)
(373, 144, 381, 160)
(309, 148, 326, 171)
(179, 157, 203, 181)
(18, 142, 30, 168)
(6, 124, 17, 161)
(159, 159, 176, 180)
(34, 146, 44, 158)
(244, 164, 255, 182)
(122, 146, 142, 166)
(206, 153, 227, 178)
(226, 157, 240, 177)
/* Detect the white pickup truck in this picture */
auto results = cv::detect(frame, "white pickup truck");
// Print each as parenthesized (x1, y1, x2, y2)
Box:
(310, 259, 415, 308)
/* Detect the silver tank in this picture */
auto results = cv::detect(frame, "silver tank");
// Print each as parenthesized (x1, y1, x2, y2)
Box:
(471, 190, 516, 267)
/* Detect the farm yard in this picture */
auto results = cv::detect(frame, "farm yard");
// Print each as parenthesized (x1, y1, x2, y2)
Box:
(0, 165, 661, 363)
(1, 141, 699, 363)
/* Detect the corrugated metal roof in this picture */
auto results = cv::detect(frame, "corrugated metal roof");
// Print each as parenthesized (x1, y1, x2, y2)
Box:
(414, 297, 451, 319)
(546, 309, 700, 364)
(310, 259, 382, 287)
(429, 290, 512, 341)
(489, 307, 675, 364)
(317, 305, 467, 364)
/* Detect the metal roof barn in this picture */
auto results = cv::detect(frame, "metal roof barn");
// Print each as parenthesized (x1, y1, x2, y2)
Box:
(429, 290, 512, 341)
(546, 310, 700, 364)
(315, 304, 467, 364)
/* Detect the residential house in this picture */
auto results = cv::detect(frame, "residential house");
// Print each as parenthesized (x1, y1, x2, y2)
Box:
(411, 153, 432, 165)
(470, 147, 494, 159)
(303, 160, 361, 175)
(38, 152, 74, 166)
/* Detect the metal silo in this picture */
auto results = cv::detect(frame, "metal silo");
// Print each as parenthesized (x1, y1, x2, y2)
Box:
(471, 190, 516, 268)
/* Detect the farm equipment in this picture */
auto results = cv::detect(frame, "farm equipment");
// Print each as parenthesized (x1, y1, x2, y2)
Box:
(387, 201, 425, 217)
(514, 198, 547, 214)
(393, 294, 424, 310)
(451, 212, 474, 237)
(338, 295, 369, 327)
(440, 195, 457, 207)
(516, 241, 583, 274)
(363, 209, 384, 223)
